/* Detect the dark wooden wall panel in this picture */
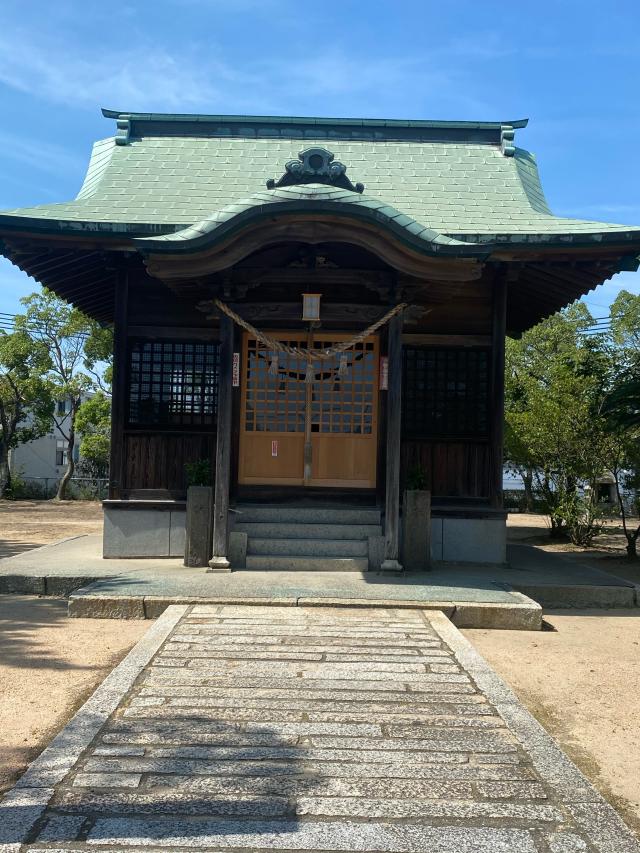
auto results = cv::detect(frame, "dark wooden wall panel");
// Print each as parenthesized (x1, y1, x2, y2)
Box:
(123, 432, 217, 495)
(401, 440, 490, 498)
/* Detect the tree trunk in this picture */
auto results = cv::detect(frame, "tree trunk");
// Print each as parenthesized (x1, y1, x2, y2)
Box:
(0, 442, 10, 498)
(522, 469, 534, 512)
(612, 466, 638, 560)
(56, 408, 77, 501)
(625, 525, 640, 559)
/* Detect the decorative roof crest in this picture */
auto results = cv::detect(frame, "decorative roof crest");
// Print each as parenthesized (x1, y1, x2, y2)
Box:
(267, 147, 364, 193)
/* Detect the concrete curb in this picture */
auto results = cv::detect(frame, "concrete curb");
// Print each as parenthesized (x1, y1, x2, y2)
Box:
(0, 604, 188, 852)
(449, 590, 542, 630)
(0, 575, 101, 597)
(427, 610, 640, 852)
(511, 581, 637, 609)
(67, 589, 542, 629)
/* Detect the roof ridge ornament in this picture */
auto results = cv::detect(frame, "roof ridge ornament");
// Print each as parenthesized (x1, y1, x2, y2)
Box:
(267, 147, 364, 193)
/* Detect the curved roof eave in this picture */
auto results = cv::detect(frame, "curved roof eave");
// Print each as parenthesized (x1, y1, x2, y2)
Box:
(132, 186, 488, 259)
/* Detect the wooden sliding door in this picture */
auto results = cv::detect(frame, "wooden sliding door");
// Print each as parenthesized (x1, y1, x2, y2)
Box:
(238, 331, 379, 488)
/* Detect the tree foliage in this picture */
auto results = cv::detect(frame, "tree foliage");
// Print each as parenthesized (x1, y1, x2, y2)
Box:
(13, 290, 112, 500)
(0, 330, 53, 495)
(505, 292, 640, 554)
(75, 392, 111, 479)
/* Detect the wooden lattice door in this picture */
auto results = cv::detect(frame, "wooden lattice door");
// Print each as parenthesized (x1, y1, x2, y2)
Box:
(238, 332, 379, 488)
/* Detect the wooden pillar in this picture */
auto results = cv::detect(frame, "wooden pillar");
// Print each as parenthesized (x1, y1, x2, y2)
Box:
(108, 269, 128, 500)
(208, 315, 233, 572)
(382, 312, 403, 571)
(490, 267, 508, 509)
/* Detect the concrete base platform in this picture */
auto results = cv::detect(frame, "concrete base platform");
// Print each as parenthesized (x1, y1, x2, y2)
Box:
(0, 534, 543, 629)
(0, 533, 637, 628)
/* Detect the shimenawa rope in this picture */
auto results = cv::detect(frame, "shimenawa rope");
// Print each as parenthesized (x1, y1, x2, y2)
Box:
(212, 297, 408, 362)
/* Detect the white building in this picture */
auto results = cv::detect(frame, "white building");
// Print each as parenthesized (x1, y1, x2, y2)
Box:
(9, 399, 82, 491)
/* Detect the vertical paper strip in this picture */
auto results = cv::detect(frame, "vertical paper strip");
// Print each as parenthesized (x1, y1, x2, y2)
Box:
(232, 352, 240, 387)
(379, 356, 389, 390)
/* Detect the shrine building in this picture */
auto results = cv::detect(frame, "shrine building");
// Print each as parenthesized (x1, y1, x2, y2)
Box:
(1, 111, 639, 570)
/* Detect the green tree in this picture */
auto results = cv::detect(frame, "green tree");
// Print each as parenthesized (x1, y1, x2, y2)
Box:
(504, 305, 609, 542)
(505, 293, 640, 553)
(601, 290, 640, 430)
(0, 330, 53, 497)
(600, 290, 640, 553)
(16, 291, 112, 500)
(75, 392, 111, 479)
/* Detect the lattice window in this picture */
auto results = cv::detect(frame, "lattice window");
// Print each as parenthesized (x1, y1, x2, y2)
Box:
(402, 347, 489, 438)
(128, 341, 219, 427)
(243, 336, 377, 435)
(310, 338, 376, 435)
(244, 337, 307, 433)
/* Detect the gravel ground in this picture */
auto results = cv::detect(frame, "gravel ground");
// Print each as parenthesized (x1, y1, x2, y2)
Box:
(0, 594, 149, 793)
(464, 610, 640, 835)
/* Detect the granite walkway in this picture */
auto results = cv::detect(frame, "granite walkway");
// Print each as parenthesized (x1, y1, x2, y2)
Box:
(1, 604, 638, 852)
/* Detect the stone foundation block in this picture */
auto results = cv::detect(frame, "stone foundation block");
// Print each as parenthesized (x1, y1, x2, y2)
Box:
(442, 518, 507, 564)
(451, 594, 542, 631)
(68, 594, 146, 619)
(229, 531, 248, 569)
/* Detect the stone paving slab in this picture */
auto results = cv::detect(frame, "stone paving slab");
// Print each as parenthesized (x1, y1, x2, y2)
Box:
(1, 604, 639, 853)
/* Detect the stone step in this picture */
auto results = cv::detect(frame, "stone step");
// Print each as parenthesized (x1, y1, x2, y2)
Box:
(247, 538, 368, 557)
(235, 505, 381, 525)
(235, 522, 382, 540)
(245, 555, 369, 572)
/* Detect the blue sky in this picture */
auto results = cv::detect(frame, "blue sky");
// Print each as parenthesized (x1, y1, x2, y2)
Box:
(0, 0, 639, 318)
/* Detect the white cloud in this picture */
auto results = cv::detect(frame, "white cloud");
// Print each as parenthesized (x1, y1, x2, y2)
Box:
(0, 22, 495, 119)
(0, 131, 80, 176)
(0, 32, 239, 110)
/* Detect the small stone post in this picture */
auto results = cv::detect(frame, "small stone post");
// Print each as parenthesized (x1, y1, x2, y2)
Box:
(184, 485, 214, 568)
(402, 489, 431, 571)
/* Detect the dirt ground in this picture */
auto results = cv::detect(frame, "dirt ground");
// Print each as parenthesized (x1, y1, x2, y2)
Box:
(464, 611, 640, 835)
(0, 594, 149, 793)
(0, 500, 103, 558)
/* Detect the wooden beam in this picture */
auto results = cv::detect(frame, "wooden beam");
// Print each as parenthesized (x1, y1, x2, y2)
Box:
(108, 270, 127, 500)
(201, 302, 389, 326)
(209, 314, 233, 572)
(127, 325, 220, 340)
(402, 334, 491, 347)
(490, 268, 508, 509)
(144, 216, 484, 282)
(382, 312, 404, 571)
(227, 268, 394, 287)
(21, 251, 88, 276)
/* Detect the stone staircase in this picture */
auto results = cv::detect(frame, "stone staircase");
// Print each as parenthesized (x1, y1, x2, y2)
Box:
(233, 504, 382, 571)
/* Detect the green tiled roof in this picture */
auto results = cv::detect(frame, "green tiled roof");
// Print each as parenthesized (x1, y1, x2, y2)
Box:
(134, 184, 482, 256)
(1, 112, 639, 246)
